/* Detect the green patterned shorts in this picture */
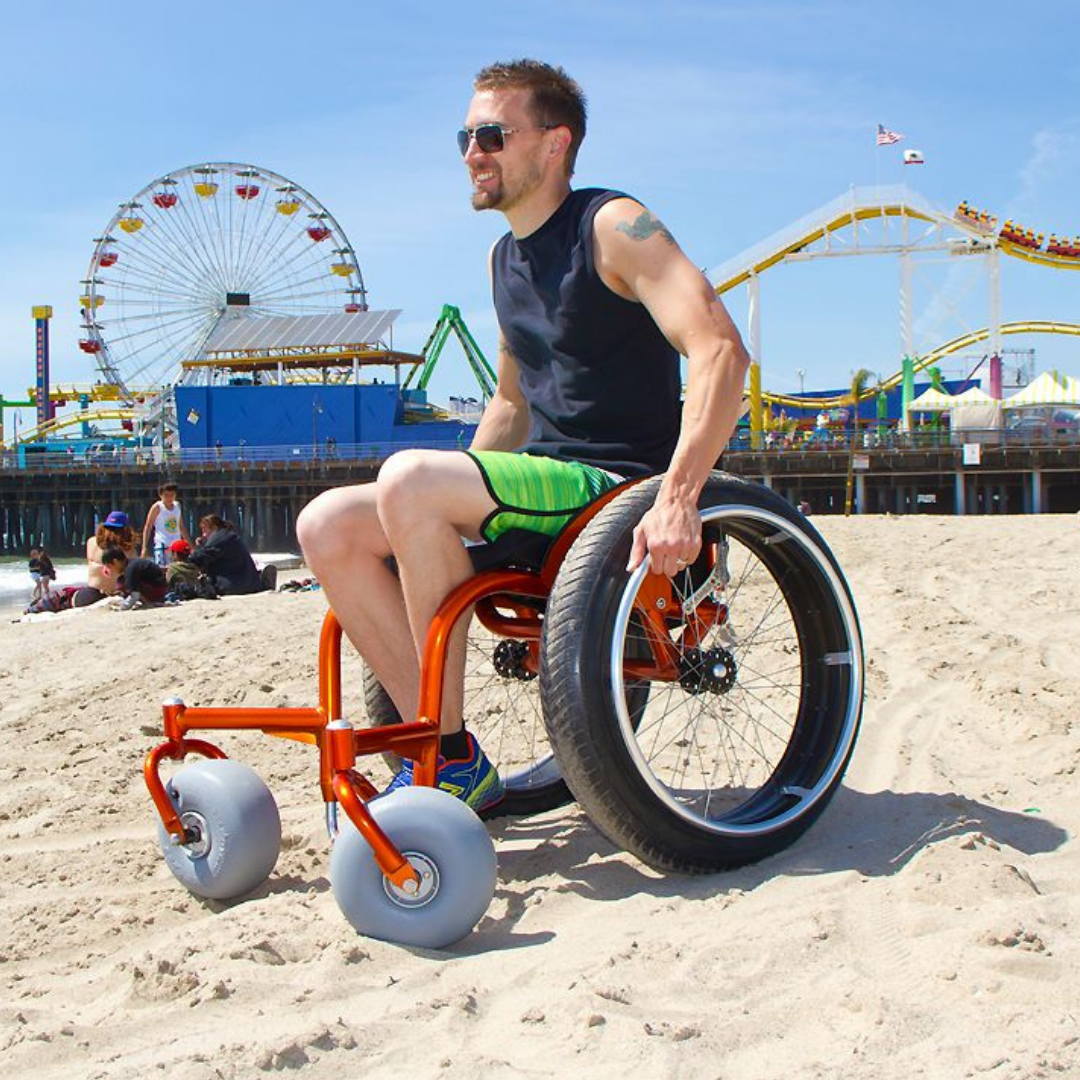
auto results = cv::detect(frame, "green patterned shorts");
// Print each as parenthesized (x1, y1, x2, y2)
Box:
(465, 451, 623, 542)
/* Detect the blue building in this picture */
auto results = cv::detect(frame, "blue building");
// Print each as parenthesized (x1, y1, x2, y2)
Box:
(174, 383, 471, 452)
(172, 309, 475, 455)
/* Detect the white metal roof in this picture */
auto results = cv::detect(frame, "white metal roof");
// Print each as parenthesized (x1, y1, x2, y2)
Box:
(203, 310, 401, 354)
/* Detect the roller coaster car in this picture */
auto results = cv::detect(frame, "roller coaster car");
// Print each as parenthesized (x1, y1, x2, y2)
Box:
(144, 472, 864, 948)
(1046, 239, 1080, 259)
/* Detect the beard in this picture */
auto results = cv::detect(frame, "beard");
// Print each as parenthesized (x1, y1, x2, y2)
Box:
(470, 158, 543, 212)
(470, 183, 502, 211)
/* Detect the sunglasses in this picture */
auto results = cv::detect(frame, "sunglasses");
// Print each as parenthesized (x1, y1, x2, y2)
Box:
(456, 123, 558, 156)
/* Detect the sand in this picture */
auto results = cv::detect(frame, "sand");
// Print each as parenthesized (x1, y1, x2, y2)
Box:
(1, 514, 1079, 1080)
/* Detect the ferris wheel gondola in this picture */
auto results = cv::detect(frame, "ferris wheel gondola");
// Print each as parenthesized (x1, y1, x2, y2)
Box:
(79, 162, 367, 398)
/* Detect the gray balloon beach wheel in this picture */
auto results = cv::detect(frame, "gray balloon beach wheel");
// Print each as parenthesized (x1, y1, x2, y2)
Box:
(157, 758, 281, 900)
(330, 787, 497, 949)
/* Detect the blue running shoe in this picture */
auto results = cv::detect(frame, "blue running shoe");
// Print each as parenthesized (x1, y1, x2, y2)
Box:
(383, 732, 505, 812)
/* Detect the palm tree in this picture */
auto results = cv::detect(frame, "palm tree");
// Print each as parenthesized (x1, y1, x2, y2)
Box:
(844, 367, 873, 516)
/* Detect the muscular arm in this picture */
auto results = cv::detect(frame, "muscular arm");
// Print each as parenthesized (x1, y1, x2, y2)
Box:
(471, 240, 531, 453)
(593, 199, 751, 576)
(469, 333, 530, 451)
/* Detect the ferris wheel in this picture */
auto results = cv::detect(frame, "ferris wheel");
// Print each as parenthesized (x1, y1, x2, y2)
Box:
(78, 162, 367, 397)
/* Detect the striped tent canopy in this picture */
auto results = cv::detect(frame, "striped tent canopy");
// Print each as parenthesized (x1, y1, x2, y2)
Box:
(909, 386, 956, 411)
(1004, 371, 1080, 407)
(953, 385, 996, 404)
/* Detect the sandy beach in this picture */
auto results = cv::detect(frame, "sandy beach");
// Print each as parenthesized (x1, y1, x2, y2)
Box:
(1, 513, 1078, 1079)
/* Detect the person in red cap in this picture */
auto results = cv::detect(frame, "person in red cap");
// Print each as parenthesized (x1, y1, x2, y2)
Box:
(165, 538, 203, 592)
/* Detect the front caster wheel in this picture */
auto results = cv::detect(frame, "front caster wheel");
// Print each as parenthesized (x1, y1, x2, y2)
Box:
(330, 787, 497, 949)
(156, 758, 281, 900)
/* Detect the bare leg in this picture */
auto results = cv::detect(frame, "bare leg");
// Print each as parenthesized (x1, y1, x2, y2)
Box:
(376, 450, 496, 733)
(297, 450, 495, 735)
(296, 482, 420, 723)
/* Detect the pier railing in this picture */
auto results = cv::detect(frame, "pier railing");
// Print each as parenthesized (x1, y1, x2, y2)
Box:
(2, 426, 1078, 472)
(0, 437, 469, 472)
(729, 425, 1080, 453)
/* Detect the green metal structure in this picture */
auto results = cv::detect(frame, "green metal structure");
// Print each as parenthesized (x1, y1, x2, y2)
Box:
(0, 396, 34, 448)
(406, 304, 496, 401)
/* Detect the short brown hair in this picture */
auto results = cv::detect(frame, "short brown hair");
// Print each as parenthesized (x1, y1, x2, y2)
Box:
(474, 59, 587, 177)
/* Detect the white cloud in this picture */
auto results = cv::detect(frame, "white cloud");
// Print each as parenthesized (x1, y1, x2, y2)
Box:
(1011, 125, 1080, 220)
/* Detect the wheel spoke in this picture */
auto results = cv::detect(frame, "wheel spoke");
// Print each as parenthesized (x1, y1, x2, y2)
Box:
(602, 498, 861, 847)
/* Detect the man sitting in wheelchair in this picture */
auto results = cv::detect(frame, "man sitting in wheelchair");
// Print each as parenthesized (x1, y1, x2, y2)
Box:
(297, 58, 750, 811)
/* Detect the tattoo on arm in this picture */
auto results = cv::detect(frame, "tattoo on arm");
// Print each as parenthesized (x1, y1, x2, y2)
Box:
(616, 211, 676, 245)
(498, 339, 518, 372)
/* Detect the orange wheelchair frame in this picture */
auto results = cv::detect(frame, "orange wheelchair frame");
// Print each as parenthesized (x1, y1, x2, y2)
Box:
(143, 481, 641, 897)
(144, 469, 863, 945)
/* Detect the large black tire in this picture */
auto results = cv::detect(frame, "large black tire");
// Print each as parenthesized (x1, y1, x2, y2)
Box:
(541, 472, 864, 873)
(363, 606, 572, 818)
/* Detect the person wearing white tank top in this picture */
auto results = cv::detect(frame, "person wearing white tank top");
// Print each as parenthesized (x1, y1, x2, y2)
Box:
(141, 482, 191, 565)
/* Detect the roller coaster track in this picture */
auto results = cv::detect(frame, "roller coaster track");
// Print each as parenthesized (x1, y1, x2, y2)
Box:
(763, 321, 1080, 409)
(711, 184, 1080, 295)
(709, 185, 1080, 409)
(17, 406, 134, 444)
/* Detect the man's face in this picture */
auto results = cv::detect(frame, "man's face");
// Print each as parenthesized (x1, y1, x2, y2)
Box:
(462, 88, 547, 212)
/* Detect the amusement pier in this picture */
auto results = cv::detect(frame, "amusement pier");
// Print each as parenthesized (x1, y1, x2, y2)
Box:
(3, 170, 1080, 554)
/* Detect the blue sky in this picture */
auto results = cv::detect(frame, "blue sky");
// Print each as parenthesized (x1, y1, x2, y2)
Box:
(2, 0, 1078, 427)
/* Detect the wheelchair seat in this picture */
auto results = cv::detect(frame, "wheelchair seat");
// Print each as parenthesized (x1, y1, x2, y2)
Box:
(466, 528, 554, 574)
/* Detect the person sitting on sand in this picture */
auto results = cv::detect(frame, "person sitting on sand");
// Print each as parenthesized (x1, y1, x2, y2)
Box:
(101, 547, 169, 606)
(163, 539, 219, 601)
(188, 515, 265, 595)
(74, 511, 140, 607)
(164, 539, 201, 588)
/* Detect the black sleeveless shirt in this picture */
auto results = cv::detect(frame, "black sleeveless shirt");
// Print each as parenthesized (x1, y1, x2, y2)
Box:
(491, 188, 681, 477)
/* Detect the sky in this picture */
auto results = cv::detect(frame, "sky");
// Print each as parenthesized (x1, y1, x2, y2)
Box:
(2, 0, 1079, 431)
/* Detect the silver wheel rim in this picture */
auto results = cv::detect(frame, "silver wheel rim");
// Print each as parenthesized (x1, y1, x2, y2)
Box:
(610, 504, 863, 837)
(383, 852, 440, 907)
(178, 810, 211, 859)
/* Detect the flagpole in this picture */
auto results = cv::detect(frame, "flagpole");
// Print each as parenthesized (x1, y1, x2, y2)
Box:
(874, 126, 879, 189)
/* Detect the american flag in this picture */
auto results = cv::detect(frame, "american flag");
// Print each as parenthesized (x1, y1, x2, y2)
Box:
(876, 124, 903, 146)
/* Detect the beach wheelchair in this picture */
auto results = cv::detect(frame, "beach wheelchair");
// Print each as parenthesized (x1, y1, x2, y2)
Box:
(144, 471, 864, 948)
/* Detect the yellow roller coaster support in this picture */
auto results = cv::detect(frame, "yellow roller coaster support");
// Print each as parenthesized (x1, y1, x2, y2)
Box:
(749, 362, 762, 449)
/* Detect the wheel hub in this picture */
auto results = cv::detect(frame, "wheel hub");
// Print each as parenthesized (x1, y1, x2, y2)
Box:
(678, 646, 738, 695)
(384, 852, 440, 907)
(177, 811, 211, 858)
(493, 639, 537, 681)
